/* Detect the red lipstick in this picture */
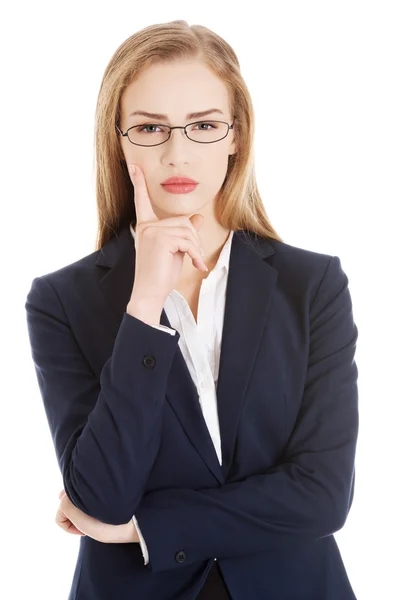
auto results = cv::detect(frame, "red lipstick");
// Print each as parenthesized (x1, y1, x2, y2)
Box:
(161, 176, 198, 185)
(161, 176, 198, 194)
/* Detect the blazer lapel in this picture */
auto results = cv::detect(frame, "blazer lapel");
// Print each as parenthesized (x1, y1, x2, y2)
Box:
(96, 225, 277, 483)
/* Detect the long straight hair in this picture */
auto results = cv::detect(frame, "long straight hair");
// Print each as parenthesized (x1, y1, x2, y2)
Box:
(92, 20, 283, 251)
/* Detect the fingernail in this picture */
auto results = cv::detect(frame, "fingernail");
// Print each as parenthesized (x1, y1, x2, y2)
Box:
(129, 164, 136, 176)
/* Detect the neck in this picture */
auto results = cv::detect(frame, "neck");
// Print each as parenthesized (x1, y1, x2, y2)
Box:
(181, 221, 230, 283)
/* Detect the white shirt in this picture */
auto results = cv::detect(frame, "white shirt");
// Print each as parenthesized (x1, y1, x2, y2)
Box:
(129, 222, 234, 565)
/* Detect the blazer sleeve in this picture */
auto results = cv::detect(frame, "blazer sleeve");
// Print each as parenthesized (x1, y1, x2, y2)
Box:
(25, 275, 180, 525)
(132, 255, 359, 572)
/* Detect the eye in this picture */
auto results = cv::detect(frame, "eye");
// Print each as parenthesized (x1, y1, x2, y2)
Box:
(192, 121, 217, 130)
(136, 124, 166, 133)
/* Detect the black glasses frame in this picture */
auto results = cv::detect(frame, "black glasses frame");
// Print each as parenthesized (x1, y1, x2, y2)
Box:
(116, 117, 236, 147)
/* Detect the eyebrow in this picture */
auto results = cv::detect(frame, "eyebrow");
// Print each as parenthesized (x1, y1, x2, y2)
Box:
(127, 108, 225, 121)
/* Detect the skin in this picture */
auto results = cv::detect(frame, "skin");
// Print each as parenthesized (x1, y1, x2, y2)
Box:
(56, 58, 237, 543)
(119, 57, 237, 283)
(56, 489, 139, 543)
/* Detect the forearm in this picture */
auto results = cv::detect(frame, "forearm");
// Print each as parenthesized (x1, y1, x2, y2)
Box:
(126, 294, 163, 326)
(103, 518, 139, 544)
(26, 276, 181, 527)
(63, 312, 179, 524)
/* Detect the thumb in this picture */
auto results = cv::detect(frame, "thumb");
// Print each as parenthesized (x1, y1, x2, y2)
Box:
(190, 213, 205, 232)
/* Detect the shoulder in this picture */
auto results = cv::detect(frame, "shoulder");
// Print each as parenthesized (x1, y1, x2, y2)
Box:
(27, 228, 123, 293)
(268, 237, 333, 273)
(254, 235, 349, 307)
(247, 232, 334, 278)
(25, 231, 119, 310)
(29, 247, 101, 296)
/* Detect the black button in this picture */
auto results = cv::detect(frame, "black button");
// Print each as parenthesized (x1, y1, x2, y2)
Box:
(175, 550, 186, 563)
(143, 355, 156, 368)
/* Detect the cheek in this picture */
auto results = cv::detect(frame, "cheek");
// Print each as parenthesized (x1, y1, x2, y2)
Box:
(124, 151, 148, 168)
(205, 153, 230, 187)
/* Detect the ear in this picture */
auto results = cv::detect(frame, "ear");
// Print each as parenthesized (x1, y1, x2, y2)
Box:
(116, 123, 127, 160)
(228, 119, 237, 156)
(229, 137, 237, 156)
(229, 145, 237, 156)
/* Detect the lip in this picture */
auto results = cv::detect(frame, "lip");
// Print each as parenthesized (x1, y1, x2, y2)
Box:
(161, 177, 198, 185)
(161, 183, 198, 194)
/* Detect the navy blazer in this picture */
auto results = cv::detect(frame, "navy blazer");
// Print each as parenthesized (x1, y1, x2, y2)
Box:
(25, 224, 359, 600)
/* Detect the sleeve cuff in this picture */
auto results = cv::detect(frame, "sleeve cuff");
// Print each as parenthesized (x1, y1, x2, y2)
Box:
(132, 514, 149, 565)
(150, 324, 176, 336)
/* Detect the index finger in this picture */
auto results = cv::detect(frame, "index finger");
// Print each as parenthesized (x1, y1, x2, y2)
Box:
(128, 164, 158, 227)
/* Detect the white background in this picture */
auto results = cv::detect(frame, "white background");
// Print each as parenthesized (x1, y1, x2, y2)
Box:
(1, 1, 399, 598)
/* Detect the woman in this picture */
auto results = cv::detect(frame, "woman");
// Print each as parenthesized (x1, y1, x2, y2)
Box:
(25, 20, 359, 600)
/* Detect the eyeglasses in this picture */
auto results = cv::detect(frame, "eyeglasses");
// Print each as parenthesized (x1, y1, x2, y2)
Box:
(116, 117, 235, 147)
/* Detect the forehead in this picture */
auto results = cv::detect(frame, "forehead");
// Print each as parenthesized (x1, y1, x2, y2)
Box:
(120, 60, 231, 121)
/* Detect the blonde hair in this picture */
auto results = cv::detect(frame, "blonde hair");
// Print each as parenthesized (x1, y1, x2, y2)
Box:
(92, 19, 283, 250)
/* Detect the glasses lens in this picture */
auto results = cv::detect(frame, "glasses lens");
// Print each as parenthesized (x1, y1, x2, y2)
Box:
(186, 121, 229, 143)
(128, 124, 170, 146)
(127, 121, 229, 145)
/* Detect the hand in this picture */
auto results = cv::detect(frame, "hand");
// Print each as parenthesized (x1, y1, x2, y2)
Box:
(55, 489, 140, 544)
(128, 163, 208, 309)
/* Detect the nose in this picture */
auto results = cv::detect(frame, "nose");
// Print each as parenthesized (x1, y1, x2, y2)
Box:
(162, 127, 193, 163)
(168, 126, 189, 140)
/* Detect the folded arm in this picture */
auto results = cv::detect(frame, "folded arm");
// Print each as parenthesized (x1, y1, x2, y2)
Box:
(25, 276, 180, 525)
(133, 256, 359, 571)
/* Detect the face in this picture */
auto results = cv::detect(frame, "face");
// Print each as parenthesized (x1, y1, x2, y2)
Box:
(118, 59, 237, 221)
